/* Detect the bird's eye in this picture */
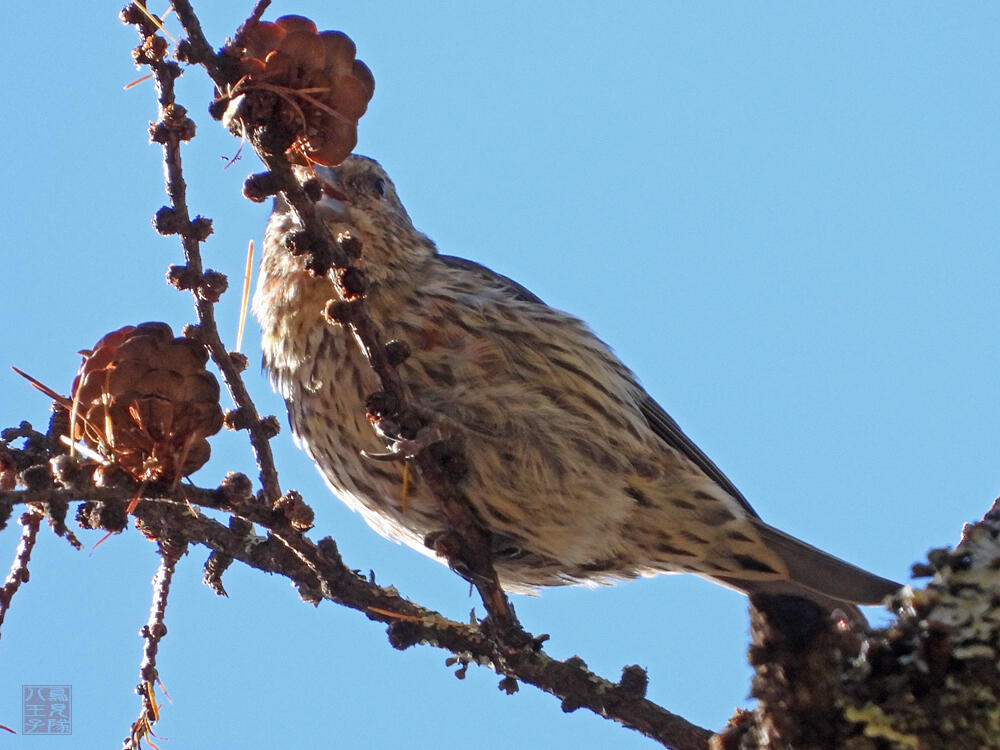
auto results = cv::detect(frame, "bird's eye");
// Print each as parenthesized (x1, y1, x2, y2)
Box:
(372, 176, 387, 197)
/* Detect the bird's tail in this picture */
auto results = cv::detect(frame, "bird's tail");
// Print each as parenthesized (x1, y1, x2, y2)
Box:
(713, 519, 901, 622)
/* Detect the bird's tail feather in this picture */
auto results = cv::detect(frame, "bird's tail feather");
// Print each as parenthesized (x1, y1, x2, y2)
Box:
(713, 520, 900, 619)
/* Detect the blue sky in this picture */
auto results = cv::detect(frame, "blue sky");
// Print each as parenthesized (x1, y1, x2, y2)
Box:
(2, 3, 998, 748)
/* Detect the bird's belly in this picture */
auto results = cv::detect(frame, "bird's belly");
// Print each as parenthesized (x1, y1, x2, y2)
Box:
(266, 321, 716, 592)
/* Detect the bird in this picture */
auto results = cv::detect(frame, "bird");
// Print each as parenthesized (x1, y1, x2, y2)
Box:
(253, 154, 900, 617)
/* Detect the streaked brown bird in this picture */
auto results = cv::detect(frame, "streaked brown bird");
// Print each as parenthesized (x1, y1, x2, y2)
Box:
(254, 155, 899, 616)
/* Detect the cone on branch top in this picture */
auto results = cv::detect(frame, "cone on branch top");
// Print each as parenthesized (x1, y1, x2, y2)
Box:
(225, 14, 375, 167)
(69, 322, 223, 483)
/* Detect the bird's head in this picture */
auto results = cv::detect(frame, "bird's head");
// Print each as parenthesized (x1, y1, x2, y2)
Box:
(305, 155, 406, 226)
(286, 155, 435, 278)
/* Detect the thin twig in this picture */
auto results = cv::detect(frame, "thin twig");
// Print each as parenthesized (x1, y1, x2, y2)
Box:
(233, 0, 272, 50)
(0, 508, 44, 633)
(125, 0, 282, 504)
(123, 537, 187, 750)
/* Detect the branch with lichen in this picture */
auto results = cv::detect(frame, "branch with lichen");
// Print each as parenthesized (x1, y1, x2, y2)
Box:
(712, 500, 1000, 750)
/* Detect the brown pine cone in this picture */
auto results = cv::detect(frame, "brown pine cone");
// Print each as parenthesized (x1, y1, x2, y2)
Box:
(226, 15, 375, 167)
(70, 322, 223, 483)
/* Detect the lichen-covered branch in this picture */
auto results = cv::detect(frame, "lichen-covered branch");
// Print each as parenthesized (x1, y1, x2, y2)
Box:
(715, 499, 1000, 750)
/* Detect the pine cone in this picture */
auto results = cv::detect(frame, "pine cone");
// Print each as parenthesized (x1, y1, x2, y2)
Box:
(69, 322, 223, 482)
(228, 14, 375, 167)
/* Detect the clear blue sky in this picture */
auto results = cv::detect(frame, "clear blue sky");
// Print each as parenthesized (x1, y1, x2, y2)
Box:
(2, 3, 998, 748)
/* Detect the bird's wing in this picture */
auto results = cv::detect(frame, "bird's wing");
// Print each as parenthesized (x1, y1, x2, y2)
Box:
(637, 396, 758, 517)
(438, 255, 546, 304)
(437, 253, 757, 517)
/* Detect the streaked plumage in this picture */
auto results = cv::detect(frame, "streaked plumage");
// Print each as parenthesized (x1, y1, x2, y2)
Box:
(254, 155, 899, 613)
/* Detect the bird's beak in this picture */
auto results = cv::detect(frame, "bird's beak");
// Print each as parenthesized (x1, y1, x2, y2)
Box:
(292, 164, 351, 222)
(311, 165, 351, 222)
